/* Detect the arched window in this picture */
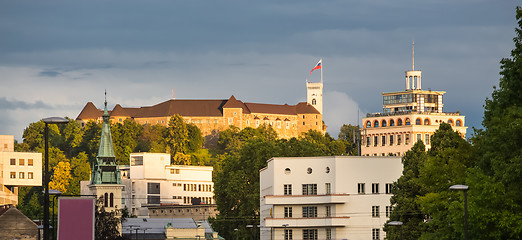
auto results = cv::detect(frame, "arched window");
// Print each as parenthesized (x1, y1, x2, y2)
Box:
(424, 118, 430, 125)
(366, 121, 371, 128)
(104, 193, 108, 207)
(381, 120, 387, 127)
(416, 118, 422, 125)
(374, 120, 379, 128)
(405, 118, 411, 125)
(389, 119, 395, 126)
(110, 193, 114, 207)
(397, 119, 403, 126)
(448, 119, 454, 126)
(456, 119, 462, 126)
(312, 99, 316, 105)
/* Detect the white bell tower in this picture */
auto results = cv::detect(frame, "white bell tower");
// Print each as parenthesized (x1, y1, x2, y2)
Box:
(307, 81, 323, 114)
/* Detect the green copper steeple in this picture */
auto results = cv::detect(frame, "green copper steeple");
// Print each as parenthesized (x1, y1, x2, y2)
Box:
(90, 92, 121, 185)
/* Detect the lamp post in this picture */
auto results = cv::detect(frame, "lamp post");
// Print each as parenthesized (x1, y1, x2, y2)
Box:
(387, 221, 403, 240)
(449, 184, 469, 240)
(43, 117, 69, 240)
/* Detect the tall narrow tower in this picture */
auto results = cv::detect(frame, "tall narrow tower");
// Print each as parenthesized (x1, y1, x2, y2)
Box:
(87, 93, 123, 211)
(405, 41, 422, 90)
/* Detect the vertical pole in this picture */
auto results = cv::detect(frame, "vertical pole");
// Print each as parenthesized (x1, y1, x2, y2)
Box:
(44, 123, 50, 240)
(320, 58, 323, 83)
(464, 190, 468, 240)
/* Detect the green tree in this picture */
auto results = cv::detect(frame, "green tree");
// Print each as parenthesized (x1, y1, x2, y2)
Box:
(137, 124, 167, 153)
(95, 197, 125, 240)
(469, 6, 522, 239)
(338, 124, 359, 155)
(112, 119, 142, 165)
(58, 118, 84, 158)
(68, 152, 92, 195)
(385, 141, 427, 240)
(78, 120, 102, 164)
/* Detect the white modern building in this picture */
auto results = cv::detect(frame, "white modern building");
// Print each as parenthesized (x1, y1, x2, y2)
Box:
(0, 135, 42, 206)
(260, 156, 402, 240)
(121, 152, 215, 217)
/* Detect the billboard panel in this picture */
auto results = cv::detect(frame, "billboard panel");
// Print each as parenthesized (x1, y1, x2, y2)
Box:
(58, 197, 95, 240)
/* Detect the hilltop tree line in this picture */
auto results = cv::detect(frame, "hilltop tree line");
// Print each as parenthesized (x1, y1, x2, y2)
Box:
(385, 7, 522, 240)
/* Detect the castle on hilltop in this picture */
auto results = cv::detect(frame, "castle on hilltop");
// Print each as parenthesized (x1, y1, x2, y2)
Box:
(76, 82, 325, 140)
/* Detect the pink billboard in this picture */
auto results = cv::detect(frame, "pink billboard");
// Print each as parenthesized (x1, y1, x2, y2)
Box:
(58, 197, 95, 240)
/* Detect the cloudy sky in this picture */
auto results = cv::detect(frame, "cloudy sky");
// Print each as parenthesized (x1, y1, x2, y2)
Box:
(0, 0, 518, 141)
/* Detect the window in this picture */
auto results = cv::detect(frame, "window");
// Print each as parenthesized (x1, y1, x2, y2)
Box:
(448, 119, 454, 125)
(19, 172, 24, 179)
(397, 118, 403, 126)
(104, 193, 109, 207)
(366, 121, 371, 128)
(416, 118, 422, 125)
(302, 206, 317, 218)
(326, 205, 331, 217)
(424, 118, 430, 125)
(325, 183, 331, 194)
(284, 184, 292, 195)
(303, 229, 318, 240)
(417, 134, 422, 143)
(372, 228, 380, 240)
(326, 228, 332, 240)
(285, 168, 291, 174)
(405, 118, 411, 125)
(307, 167, 313, 174)
(390, 135, 394, 145)
(366, 137, 371, 147)
(131, 156, 143, 166)
(28, 159, 33, 166)
(405, 134, 410, 145)
(10, 172, 16, 178)
(372, 206, 380, 217)
(147, 195, 160, 204)
(284, 207, 292, 218)
(372, 183, 379, 194)
(456, 120, 462, 126)
(170, 169, 180, 174)
(147, 183, 160, 194)
(10, 158, 16, 165)
(302, 184, 317, 195)
(381, 120, 387, 127)
(374, 136, 378, 147)
(386, 206, 392, 217)
(374, 120, 379, 127)
(390, 119, 395, 126)
(110, 193, 114, 207)
(425, 134, 430, 145)
(386, 183, 392, 194)
(358, 183, 365, 194)
(382, 135, 386, 146)
(312, 98, 316, 105)
(284, 229, 293, 240)
(28, 172, 33, 179)
(19, 159, 24, 165)
(398, 135, 402, 145)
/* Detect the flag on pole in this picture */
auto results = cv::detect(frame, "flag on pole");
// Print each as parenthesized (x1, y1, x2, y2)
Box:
(310, 59, 322, 74)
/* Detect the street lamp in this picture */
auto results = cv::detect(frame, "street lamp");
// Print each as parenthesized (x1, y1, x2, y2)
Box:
(43, 117, 68, 240)
(43, 189, 62, 240)
(387, 221, 403, 240)
(449, 184, 469, 240)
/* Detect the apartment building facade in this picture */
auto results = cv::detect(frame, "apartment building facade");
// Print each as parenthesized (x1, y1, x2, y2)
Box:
(260, 156, 402, 240)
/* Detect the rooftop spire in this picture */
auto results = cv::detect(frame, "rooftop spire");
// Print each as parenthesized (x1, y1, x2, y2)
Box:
(412, 40, 415, 71)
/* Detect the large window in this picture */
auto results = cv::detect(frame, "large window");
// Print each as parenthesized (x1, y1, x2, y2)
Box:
(386, 183, 392, 194)
(325, 183, 331, 194)
(358, 183, 365, 194)
(425, 134, 430, 145)
(284, 184, 292, 195)
(302, 184, 317, 195)
(372, 183, 379, 194)
(147, 183, 160, 194)
(302, 206, 317, 218)
(284, 207, 292, 218)
(303, 229, 318, 240)
(372, 228, 380, 240)
(131, 156, 143, 166)
(382, 136, 386, 146)
(284, 229, 293, 240)
(390, 135, 394, 145)
(372, 206, 380, 217)
(383, 94, 414, 105)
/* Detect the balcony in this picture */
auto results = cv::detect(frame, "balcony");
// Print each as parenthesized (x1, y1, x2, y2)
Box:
(265, 217, 350, 228)
(264, 194, 349, 205)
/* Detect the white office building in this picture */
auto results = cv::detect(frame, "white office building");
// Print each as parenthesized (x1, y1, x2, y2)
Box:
(260, 156, 402, 240)
(121, 152, 215, 217)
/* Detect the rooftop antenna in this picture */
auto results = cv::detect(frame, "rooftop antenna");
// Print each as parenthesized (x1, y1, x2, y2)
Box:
(412, 39, 415, 71)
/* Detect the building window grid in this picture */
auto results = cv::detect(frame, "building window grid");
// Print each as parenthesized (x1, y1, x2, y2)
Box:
(284, 184, 292, 195)
(284, 207, 292, 218)
(302, 206, 318, 218)
(385, 183, 392, 194)
(358, 183, 365, 194)
(372, 228, 380, 240)
(284, 229, 293, 240)
(372, 183, 379, 194)
(302, 184, 317, 195)
(372, 206, 380, 217)
(303, 229, 318, 240)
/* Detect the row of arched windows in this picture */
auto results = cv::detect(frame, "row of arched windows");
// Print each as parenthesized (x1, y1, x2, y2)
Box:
(365, 118, 462, 128)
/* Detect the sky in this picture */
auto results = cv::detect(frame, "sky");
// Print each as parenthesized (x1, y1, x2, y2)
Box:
(0, 0, 519, 141)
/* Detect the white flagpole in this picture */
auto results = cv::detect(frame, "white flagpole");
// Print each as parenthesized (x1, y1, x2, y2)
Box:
(321, 58, 323, 83)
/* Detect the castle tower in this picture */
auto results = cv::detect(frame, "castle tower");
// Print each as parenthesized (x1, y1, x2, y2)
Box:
(307, 82, 323, 114)
(86, 93, 123, 211)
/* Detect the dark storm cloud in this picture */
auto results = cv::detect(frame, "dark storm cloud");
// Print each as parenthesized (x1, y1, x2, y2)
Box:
(0, 97, 53, 110)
